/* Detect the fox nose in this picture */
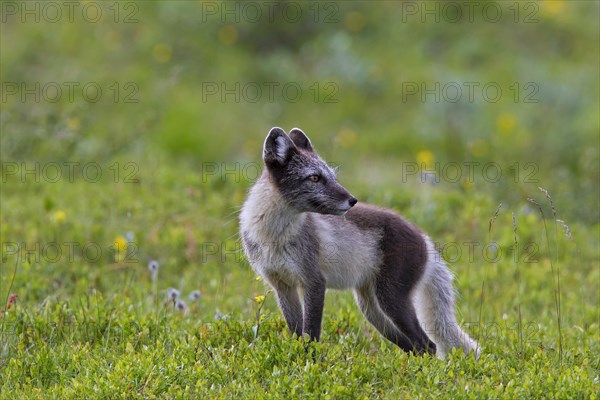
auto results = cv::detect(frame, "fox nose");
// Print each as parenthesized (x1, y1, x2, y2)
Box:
(349, 197, 358, 207)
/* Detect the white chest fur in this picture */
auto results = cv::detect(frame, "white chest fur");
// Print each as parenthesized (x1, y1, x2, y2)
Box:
(240, 178, 381, 289)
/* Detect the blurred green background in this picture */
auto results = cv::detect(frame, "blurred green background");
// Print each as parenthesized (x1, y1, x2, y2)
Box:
(2, 0, 598, 221)
(1, 0, 599, 315)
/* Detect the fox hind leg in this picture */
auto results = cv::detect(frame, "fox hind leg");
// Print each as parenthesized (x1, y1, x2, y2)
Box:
(374, 278, 436, 355)
(355, 282, 435, 355)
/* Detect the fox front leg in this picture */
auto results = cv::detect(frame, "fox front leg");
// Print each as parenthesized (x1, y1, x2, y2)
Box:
(268, 278, 303, 338)
(301, 275, 326, 341)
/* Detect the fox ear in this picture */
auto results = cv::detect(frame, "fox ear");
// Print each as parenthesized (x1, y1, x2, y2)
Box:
(263, 127, 295, 165)
(289, 128, 314, 152)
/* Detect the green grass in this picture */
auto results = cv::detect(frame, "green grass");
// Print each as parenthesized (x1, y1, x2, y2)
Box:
(1, 1, 598, 398)
(1, 158, 597, 398)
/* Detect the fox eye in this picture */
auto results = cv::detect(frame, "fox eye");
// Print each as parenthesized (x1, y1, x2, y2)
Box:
(308, 175, 320, 182)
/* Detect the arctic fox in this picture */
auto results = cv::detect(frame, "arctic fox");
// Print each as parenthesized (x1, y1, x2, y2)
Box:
(239, 127, 479, 359)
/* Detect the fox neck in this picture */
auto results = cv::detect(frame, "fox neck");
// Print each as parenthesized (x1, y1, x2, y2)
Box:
(240, 173, 307, 243)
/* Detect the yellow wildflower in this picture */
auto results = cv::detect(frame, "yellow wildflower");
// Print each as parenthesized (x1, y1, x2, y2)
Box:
(416, 150, 434, 169)
(113, 236, 128, 252)
(542, 0, 565, 15)
(51, 210, 66, 224)
(254, 295, 265, 304)
(497, 113, 517, 136)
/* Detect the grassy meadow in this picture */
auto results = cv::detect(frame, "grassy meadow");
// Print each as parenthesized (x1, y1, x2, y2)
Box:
(1, 1, 598, 398)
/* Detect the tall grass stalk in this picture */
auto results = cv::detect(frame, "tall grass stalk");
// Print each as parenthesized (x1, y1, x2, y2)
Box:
(538, 187, 563, 364)
(478, 203, 502, 346)
(512, 212, 524, 356)
(528, 190, 563, 365)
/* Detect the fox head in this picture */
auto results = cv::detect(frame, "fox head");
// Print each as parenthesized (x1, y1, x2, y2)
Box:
(262, 127, 357, 215)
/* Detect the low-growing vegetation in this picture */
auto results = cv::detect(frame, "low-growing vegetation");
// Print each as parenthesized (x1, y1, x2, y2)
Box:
(1, 1, 598, 398)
